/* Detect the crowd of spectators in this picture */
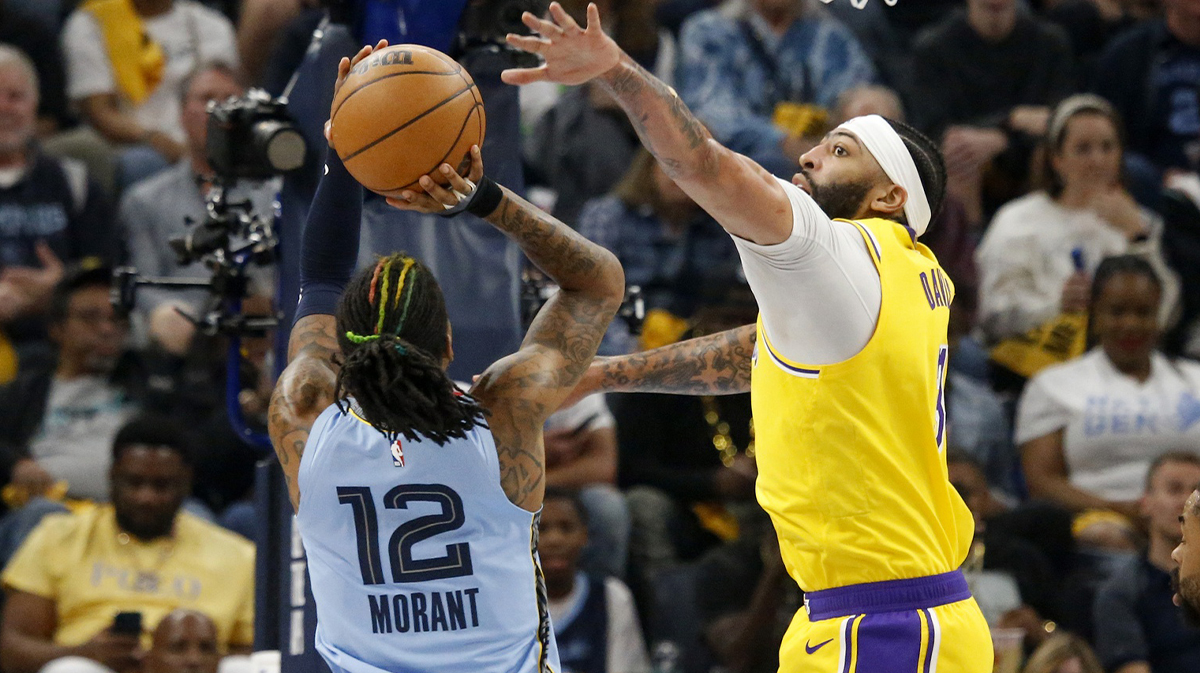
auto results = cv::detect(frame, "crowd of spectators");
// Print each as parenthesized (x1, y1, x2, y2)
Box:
(1, 0, 1200, 672)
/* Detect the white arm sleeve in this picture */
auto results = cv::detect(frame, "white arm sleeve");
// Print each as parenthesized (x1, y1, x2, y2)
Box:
(732, 178, 881, 365)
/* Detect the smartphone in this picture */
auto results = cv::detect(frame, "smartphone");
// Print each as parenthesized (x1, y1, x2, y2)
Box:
(111, 611, 142, 636)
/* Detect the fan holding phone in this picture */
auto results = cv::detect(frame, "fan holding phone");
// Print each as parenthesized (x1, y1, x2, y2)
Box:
(0, 416, 255, 673)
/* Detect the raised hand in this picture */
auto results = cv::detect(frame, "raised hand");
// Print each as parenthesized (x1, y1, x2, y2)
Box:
(500, 2, 621, 87)
(325, 39, 389, 148)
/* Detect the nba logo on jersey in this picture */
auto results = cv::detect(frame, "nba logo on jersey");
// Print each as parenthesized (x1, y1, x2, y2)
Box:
(390, 439, 405, 467)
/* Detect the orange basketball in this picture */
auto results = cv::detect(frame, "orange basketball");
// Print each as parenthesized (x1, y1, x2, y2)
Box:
(330, 45, 486, 197)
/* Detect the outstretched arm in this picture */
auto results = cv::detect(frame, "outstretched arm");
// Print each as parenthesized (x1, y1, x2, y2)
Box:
(570, 324, 756, 404)
(502, 3, 793, 245)
(268, 42, 382, 510)
(391, 166, 624, 512)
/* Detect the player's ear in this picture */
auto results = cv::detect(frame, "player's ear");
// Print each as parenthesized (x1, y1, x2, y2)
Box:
(870, 184, 906, 218)
(443, 322, 454, 369)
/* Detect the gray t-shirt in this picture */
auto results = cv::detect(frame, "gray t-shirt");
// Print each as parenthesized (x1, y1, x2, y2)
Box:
(29, 376, 135, 501)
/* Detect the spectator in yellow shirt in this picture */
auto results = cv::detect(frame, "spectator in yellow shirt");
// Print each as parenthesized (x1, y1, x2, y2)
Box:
(0, 414, 254, 673)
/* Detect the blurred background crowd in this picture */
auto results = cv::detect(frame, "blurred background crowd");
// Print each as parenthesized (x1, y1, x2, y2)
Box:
(1, 0, 1200, 672)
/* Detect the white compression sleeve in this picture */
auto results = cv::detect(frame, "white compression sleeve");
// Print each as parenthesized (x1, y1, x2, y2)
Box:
(731, 178, 881, 365)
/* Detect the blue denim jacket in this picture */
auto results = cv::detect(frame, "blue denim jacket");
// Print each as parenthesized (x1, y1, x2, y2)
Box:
(677, 7, 875, 164)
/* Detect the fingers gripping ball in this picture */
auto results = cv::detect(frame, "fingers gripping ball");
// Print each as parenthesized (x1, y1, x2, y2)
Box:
(330, 45, 486, 197)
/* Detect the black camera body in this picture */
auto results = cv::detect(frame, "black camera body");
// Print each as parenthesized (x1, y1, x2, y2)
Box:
(206, 89, 306, 181)
(114, 90, 298, 338)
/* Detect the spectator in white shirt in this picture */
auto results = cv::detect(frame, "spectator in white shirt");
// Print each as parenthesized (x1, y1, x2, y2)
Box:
(60, 0, 238, 189)
(976, 94, 1178, 346)
(1018, 256, 1200, 549)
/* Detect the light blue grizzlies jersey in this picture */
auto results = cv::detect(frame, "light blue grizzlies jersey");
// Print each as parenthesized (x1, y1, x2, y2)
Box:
(296, 403, 560, 673)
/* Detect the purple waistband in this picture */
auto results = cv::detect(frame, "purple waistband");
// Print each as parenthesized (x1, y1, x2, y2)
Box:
(804, 571, 972, 621)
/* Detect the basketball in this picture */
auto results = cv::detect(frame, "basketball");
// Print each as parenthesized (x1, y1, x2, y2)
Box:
(330, 45, 486, 197)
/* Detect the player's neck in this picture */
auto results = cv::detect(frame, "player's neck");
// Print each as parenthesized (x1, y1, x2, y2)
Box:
(1148, 532, 1179, 573)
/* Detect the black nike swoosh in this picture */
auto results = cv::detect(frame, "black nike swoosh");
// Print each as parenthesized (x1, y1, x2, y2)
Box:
(805, 638, 834, 654)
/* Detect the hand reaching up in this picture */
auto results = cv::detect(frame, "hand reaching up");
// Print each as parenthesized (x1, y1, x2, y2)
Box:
(500, 2, 622, 87)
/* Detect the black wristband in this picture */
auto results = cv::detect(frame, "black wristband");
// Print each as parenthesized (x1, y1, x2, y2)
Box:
(439, 175, 504, 219)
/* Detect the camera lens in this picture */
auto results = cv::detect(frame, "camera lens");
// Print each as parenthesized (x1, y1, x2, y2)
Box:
(252, 120, 306, 173)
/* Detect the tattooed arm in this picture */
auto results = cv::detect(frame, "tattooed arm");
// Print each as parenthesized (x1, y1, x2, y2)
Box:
(474, 190, 624, 511)
(269, 316, 339, 510)
(501, 3, 793, 245)
(391, 164, 624, 513)
(573, 325, 756, 402)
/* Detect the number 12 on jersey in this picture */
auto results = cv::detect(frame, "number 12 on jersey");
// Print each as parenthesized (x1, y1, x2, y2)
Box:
(337, 484, 474, 585)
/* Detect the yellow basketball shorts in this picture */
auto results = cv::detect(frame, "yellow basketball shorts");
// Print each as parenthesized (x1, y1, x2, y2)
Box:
(778, 572, 993, 673)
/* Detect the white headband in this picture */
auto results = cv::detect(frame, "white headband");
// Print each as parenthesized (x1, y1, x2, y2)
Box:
(835, 115, 931, 237)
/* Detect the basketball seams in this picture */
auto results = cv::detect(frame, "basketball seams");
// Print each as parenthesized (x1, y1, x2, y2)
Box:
(376, 101, 482, 195)
(341, 83, 477, 161)
(334, 46, 486, 196)
(454, 66, 486, 172)
(331, 67, 463, 121)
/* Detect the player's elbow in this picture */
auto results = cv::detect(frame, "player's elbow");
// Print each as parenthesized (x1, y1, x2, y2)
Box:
(592, 247, 626, 305)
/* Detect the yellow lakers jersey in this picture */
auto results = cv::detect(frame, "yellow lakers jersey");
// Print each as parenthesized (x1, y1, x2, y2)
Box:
(752, 218, 974, 592)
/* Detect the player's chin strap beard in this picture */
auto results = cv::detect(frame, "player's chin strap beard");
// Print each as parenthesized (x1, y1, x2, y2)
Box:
(836, 114, 931, 237)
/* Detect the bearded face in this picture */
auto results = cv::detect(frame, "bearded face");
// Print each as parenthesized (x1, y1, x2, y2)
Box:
(1172, 567, 1200, 627)
(800, 168, 874, 221)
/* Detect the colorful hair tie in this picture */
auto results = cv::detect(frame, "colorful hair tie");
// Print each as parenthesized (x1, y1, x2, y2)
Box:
(345, 331, 381, 344)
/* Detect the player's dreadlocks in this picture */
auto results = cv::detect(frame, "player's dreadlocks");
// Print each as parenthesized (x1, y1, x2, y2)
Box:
(885, 118, 948, 227)
(333, 253, 487, 445)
